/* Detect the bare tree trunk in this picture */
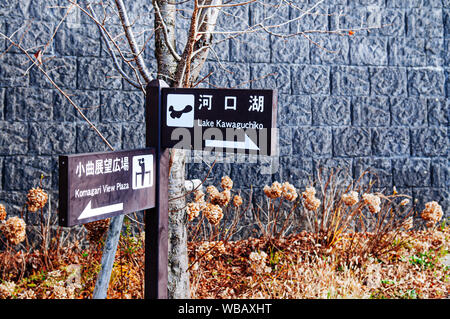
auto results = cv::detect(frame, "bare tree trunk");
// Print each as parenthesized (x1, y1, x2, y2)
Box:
(154, 0, 178, 85)
(167, 149, 189, 298)
(153, 0, 190, 299)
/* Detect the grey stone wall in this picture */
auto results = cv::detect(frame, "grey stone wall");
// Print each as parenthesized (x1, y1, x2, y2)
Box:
(0, 1, 448, 232)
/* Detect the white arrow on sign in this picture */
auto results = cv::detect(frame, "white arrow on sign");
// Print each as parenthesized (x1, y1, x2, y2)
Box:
(205, 134, 259, 151)
(78, 200, 124, 220)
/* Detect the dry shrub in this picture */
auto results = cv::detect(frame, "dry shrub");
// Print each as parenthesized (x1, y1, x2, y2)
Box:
(189, 224, 449, 299)
(255, 181, 300, 239)
(288, 169, 417, 266)
(187, 175, 248, 244)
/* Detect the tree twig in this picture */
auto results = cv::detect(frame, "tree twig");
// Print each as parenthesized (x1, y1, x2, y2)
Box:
(0, 31, 115, 151)
(114, 0, 152, 82)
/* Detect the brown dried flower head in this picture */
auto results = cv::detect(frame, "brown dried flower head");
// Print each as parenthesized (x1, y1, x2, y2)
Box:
(282, 182, 298, 202)
(249, 251, 271, 274)
(83, 219, 110, 242)
(421, 201, 443, 227)
(17, 289, 36, 299)
(211, 189, 231, 206)
(302, 186, 316, 198)
(0, 204, 6, 221)
(206, 185, 219, 197)
(304, 197, 320, 211)
(221, 176, 233, 190)
(342, 191, 359, 206)
(362, 193, 381, 214)
(1, 216, 26, 245)
(197, 241, 226, 261)
(302, 187, 320, 211)
(193, 190, 205, 203)
(233, 195, 243, 207)
(203, 203, 223, 225)
(0, 281, 16, 299)
(263, 181, 283, 199)
(425, 221, 436, 228)
(187, 202, 201, 222)
(27, 187, 48, 212)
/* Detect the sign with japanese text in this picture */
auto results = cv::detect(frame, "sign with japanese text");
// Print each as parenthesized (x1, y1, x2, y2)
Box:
(58, 148, 156, 227)
(160, 88, 277, 155)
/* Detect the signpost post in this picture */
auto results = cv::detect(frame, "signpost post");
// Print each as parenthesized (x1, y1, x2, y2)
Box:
(58, 79, 277, 299)
(144, 79, 169, 299)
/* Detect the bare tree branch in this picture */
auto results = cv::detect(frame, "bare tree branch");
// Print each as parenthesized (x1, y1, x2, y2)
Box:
(87, 3, 145, 92)
(66, 0, 146, 92)
(0, 31, 115, 151)
(113, 0, 152, 83)
(198, 0, 256, 9)
(172, 0, 222, 87)
(153, 0, 181, 62)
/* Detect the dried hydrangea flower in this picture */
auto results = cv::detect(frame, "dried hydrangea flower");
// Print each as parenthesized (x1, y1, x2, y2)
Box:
(211, 189, 231, 206)
(362, 193, 381, 214)
(425, 221, 436, 228)
(270, 182, 282, 197)
(26, 187, 48, 212)
(0, 204, 6, 221)
(249, 251, 271, 274)
(206, 185, 219, 197)
(83, 219, 110, 242)
(221, 176, 233, 190)
(263, 185, 272, 198)
(17, 289, 36, 299)
(214, 240, 226, 255)
(197, 241, 226, 261)
(0, 281, 16, 299)
(302, 187, 321, 211)
(304, 197, 320, 211)
(197, 242, 214, 261)
(193, 190, 205, 203)
(203, 203, 224, 225)
(263, 181, 283, 199)
(233, 195, 243, 207)
(421, 201, 443, 227)
(186, 202, 201, 222)
(282, 182, 298, 202)
(342, 191, 359, 206)
(1, 216, 26, 245)
(302, 186, 316, 198)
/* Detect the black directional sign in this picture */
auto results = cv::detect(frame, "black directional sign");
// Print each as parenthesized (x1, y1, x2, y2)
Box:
(58, 148, 156, 227)
(159, 88, 277, 156)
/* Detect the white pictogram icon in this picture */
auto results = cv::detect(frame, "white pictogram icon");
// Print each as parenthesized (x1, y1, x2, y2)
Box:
(249, 95, 264, 112)
(167, 94, 195, 127)
(224, 96, 237, 110)
(132, 155, 153, 190)
(199, 95, 213, 110)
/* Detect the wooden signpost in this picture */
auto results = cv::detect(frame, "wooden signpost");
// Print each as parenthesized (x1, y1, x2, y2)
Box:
(58, 79, 277, 299)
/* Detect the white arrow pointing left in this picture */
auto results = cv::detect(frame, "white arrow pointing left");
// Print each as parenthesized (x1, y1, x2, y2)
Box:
(77, 200, 124, 220)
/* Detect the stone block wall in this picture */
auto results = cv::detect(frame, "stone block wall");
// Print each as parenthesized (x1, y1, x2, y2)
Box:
(0, 1, 448, 234)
